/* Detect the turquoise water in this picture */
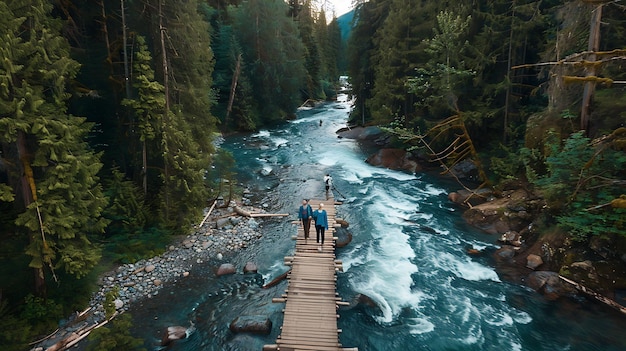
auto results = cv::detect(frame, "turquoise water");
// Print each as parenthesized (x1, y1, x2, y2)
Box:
(127, 96, 626, 350)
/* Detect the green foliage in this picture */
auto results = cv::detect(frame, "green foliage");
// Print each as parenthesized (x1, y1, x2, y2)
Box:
(103, 286, 119, 319)
(105, 227, 167, 264)
(121, 36, 164, 143)
(87, 313, 145, 351)
(407, 9, 474, 115)
(232, 0, 307, 124)
(103, 169, 149, 237)
(21, 294, 63, 322)
(533, 132, 626, 240)
(489, 145, 542, 182)
(0, 298, 32, 351)
(0, 184, 15, 202)
(0, 0, 108, 282)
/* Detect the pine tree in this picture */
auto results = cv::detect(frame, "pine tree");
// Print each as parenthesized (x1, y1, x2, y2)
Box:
(232, 0, 306, 123)
(367, 0, 437, 125)
(347, 0, 391, 125)
(141, 0, 218, 230)
(0, 0, 108, 295)
(122, 36, 165, 195)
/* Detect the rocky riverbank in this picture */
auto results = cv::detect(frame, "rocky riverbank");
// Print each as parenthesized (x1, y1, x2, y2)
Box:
(340, 127, 626, 314)
(31, 200, 269, 351)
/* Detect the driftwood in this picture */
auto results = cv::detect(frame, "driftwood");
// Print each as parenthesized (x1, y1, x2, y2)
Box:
(199, 200, 217, 228)
(559, 275, 626, 315)
(250, 213, 288, 218)
(262, 269, 291, 289)
(234, 206, 288, 218)
(41, 312, 117, 351)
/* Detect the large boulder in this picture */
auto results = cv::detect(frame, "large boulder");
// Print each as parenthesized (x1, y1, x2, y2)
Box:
(216, 217, 231, 229)
(450, 159, 479, 181)
(448, 188, 493, 207)
(217, 263, 236, 276)
(243, 262, 258, 274)
(525, 271, 574, 300)
(161, 326, 188, 346)
(335, 229, 353, 248)
(229, 315, 272, 335)
(526, 254, 544, 270)
(336, 126, 384, 140)
(462, 189, 535, 234)
(366, 148, 421, 173)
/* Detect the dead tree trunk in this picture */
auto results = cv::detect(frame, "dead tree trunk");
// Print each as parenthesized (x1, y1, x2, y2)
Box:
(121, 0, 131, 98)
(580, 4, 603, 134)
(159, 0, 171, 219)
(225, 53, 242, 124)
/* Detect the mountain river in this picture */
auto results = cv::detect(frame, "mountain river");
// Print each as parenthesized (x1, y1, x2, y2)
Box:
(127, 96, 626, 351)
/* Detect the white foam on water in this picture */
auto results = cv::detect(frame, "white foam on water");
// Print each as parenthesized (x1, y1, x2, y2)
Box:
(271, 137, 288, 148)
(252, 130, 270, 138)
(347, 185, 425, 324)
(424, 184, 446, 196)
(512, 310, 532, 324)
(433, 252, 500, 282)
(290, 114, 322, 124)
(318, 146, 416, 184)
(484, 308, 515, 327)
(407, 317, 435, 335)
(463, 324, 484, 345)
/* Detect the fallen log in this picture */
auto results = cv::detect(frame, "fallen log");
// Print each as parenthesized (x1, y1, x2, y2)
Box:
(199, 200, 217, 228)
(262, 269, 291, 289)
(234, 206, 288, 218)
(249, 213, 288, 218)
(234, 206, 251, 217)
(559, 275, 626, 315)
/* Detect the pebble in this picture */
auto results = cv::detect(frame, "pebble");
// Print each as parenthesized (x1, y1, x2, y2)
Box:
(36, 203, 267, 351)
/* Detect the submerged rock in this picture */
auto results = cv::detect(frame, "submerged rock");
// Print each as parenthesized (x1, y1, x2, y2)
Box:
(161, 326, 188, 346)
(365, 148, 420, 174)
(243, 262, 258, 274)
(217, 263, 236, 276)
(229, 315, 272, 335)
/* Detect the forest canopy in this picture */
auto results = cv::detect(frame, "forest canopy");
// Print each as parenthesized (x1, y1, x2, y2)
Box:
(0, 1, 341, 349)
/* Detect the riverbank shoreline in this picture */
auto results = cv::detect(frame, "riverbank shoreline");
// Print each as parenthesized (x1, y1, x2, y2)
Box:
(30, 199, 271, 351)
(338, 126, 626, 316)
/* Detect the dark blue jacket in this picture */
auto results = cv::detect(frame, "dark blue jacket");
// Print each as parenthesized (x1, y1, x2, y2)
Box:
(313, 209, 328, 229)
(298, 205, 313, 219)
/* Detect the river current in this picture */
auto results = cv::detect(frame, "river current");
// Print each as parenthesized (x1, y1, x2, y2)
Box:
(128, 96, 626, 351)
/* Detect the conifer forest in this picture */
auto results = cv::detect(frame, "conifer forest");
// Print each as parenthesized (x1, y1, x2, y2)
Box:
(0, 0, 625, 349)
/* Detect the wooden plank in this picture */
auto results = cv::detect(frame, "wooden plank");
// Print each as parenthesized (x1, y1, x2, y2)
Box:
(271, 198, 357, 351)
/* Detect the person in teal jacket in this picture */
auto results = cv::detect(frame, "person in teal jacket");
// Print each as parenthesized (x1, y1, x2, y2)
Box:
(313, 203, 328, 252)
(298, 199, 313, 240)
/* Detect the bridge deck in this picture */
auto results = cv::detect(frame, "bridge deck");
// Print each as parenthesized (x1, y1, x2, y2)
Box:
(264, 196, 357, 351)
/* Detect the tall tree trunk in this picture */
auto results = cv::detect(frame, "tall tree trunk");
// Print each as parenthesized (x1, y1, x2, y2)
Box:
(16, 132, 46, 297)
(225, 53, 242, 124)
(503, 1, 516, 144)
(580, 4, 603, 134)
(159, 0, 170, 220)
(142, 140, 147, 195)
(121, 0, 131, 98)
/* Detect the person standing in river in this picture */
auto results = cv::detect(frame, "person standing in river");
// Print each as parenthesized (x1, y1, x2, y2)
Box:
(313, 203, 329, 252)
(324, 174, 332, 192)
(298, 199, 313, 241)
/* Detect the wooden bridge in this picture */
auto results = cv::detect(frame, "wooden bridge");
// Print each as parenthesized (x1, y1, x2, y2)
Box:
(264, 196, 357, 351)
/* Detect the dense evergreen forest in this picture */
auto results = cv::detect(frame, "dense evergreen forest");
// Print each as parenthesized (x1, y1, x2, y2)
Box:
(0, 0, 625, 349)
(348, 0, 625, 242)
(0, 0, 341, 349)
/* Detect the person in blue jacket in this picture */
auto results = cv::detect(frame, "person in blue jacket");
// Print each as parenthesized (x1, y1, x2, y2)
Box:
(313, 203, 329, 252)
(298, 199, 313, 240)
